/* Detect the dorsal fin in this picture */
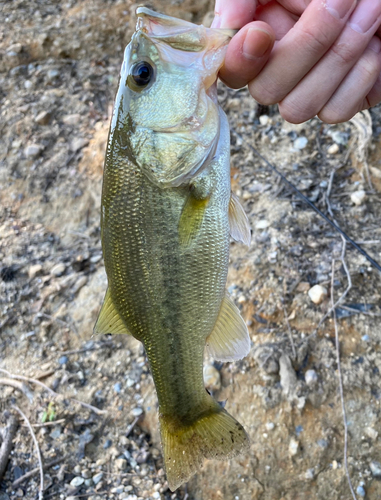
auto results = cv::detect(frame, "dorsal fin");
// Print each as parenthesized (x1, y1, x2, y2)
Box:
(94, 289, 131, 335)
(229, 192, 251, 247)
(206, 293, 250, 361)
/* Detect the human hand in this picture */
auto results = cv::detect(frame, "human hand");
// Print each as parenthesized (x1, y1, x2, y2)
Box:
(213, 0, 381, 124)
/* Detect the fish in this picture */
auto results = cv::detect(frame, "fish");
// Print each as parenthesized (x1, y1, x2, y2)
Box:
(94, 7, 252, 490)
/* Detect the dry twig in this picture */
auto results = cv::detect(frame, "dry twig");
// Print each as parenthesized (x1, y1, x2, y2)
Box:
(0, 369, 106, 416)
(0, 378, 34, 403)
(12, 456, 65, 488)
(12, 405, 44, 500)
(330, 262, 358, 500)
(0, 411, 19, 482)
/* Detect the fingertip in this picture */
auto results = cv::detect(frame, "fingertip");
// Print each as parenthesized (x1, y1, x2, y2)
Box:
(219, 22, 275, 89)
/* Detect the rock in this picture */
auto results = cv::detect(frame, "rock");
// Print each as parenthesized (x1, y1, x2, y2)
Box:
(81, 469, 91, 479)
(24, 144, 44, 159)
(132, 407, 143, 417)
(370, 461, 381, 477)
(35, 110, 51, 125)
(203, 363, 221, 391)
(255, 220, 269, 229)
(63, 113, 81, 126)
(351, 190, 366, 206)
(58, 355, 68, 365)
(327, 143, 339, 155)
(47, 68, 59, 81)
(279, 354, 297, 396)
(84, 479, 93, 487)
(28, 264, 43, 279)
(72, 276, 88, 294)
(356, 484, 366, 497)
(114, 382, 122, 393)
(365, 427, 378, 440)
(293, 137, 308, 150)
(259, 115, 270, 126)
(92, 472, 104, 485)
(24, 80, 33, 89)
(305, 369, 318, 386)
(289, 438, 299, 456)
(70, 137, 89, 152)
(7, 43, 22, 53)
(74, 465, 81, 474)
(308, 285, 327, 305)
(115, 458, 128, 471)
(70, 476, 85, 487)
(50, 263, 66, 277)
(265, 422, 275, 431)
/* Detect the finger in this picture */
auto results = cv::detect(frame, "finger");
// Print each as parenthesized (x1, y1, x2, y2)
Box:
(279, 0, 381, 123)
(219, 22, 275, 88)
(212, 0, 257, 28)
(260, 0, 311, 16)
(248, 0, 357, 105)
(254, 2, 298, 40)
(318, 37, 381, 123)
(365, 68, 381, 108)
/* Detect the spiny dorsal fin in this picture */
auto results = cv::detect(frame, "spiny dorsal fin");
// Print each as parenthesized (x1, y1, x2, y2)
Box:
(178, 194, 209, 247)
(229, 192, 251, 247)
(94, 289, 131, 335)
(206, 293, 250, 361)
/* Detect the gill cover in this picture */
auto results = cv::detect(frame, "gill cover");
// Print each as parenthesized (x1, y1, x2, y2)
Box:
(110, 8, 233, 188)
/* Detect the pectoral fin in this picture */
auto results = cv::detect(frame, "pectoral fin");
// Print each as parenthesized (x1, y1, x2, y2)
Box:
(206, 294, 250, 361)
(178, 194, 209, 247)
(229, 192, 251, 247)
(94, 289, 131, 335)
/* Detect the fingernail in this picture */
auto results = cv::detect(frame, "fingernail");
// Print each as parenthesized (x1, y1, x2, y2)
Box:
(242, 28, 272, 60)
(348, 0, 381, 34)
(325, 0, 355, 20)
(368, 37, 381, 53)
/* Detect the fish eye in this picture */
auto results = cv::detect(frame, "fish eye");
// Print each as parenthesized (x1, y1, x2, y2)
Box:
(128, 61, 155, 91)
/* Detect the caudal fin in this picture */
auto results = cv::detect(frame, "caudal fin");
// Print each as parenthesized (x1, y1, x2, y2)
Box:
(160, 403, 249, 491)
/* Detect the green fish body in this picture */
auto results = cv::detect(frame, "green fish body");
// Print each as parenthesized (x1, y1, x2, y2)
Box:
(95, 7, 251, 490)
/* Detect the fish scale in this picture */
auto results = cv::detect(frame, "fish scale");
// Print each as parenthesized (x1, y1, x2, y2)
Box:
(95, 7, 252, 490)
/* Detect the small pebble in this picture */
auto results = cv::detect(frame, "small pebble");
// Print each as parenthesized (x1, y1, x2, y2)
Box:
(70, 476, 85, 487)
(356, 484, 366, 498)
(305, 369, 318, 386)
(28, 264, 43, 279)
(351, 190, 366, 206)
(58, 355, 68, 365)
(24, 144, 44, 159)
(132, 407, 143, 417)
(362, 335, 370, 342)
(203, 364, 221, 391)
(115, 458, 128, 471)
(74, 465, 81, 474)
(47, 68, 59, 81)
(259, 115, 269, 126)
(365, 427, 379, 440)
(289, 438, 299, 456)
(72, 276, 88, 294)
(70, 137, 89, 152)
(114, 382, 122, 393)
(35, 110, 51, 125)
(81, 469, 91, 479)
(92, 472, 104, 485)
(293, 136, 308, 150)
(308, 285, 327, 305)
(50, 263, 66, 277)
(255, 220, 269, 229)
(84, 479, 93, 487)
(265, 422, 275, 431)
(370, 461, 381, 477)
(327, 143, 339, 155)
(63, 113, 81, 125)
(305, 468, 315, 479)
(103, 439, 112, 449)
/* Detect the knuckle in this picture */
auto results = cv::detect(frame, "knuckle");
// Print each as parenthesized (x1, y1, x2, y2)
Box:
(298, 25, 331, 57)
(248, 81, 279, 106)
(279, 99, 315, 124)
(330, 41, 357, 67)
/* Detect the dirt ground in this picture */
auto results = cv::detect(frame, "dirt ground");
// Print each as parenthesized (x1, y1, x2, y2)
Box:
(1, 1, 381, 499)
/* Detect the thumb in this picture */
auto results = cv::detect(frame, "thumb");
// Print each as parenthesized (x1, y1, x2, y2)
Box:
(219, 21, 275, 89)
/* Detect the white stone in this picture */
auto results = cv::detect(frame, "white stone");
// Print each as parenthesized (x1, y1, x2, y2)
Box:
(255, 220, 269, 229)
(50, 263, 66, 277)
(305, 369, 318, 386)
(293, 137, 308, 150)
(92, 472, 103, 485)
(351, 190, 366, 206)
(70, 137, 89, 152)
(24, 144, 44, 159)
(115, 458, 128, 471)
(63, 113, 81, 126)
(259, 115, 269, 126)
(365, 427, 378, 440)
(308, 285, 327, 305)
(70, 476, 85, 487)
(28, 264, 43, 279)
(327, 143, 339, 155)
(289, 438, 299, 456)
(265, 422, 275, 431)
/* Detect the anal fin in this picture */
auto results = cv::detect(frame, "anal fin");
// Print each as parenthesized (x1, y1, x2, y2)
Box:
(94, 288, 131, 335)
(229, 192, 251, 247)
(206, 293, 250, 361)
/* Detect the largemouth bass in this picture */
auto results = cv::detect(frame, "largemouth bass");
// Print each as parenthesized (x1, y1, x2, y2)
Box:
(95, 7, 251, 490)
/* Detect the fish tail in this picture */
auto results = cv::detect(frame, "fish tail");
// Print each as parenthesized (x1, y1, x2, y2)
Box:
(159, 401, 249, 491)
